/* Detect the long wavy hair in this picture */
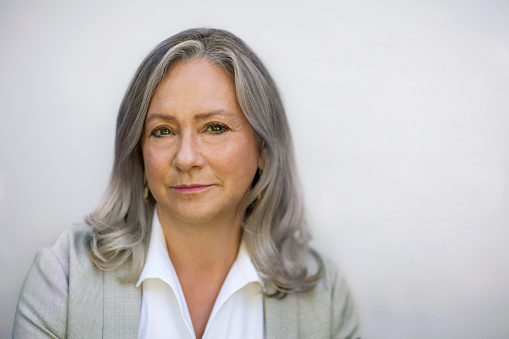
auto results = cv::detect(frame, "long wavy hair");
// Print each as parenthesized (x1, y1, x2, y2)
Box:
(86, 28, 323, 298)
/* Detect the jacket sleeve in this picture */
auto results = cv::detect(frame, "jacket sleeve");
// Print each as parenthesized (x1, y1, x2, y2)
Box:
(330, 263, 361, 339)
(13, 247, 69, 339)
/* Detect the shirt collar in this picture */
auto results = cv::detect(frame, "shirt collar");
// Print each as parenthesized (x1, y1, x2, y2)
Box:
(136, 208, 262, 288)
(136, 207, 175, 287)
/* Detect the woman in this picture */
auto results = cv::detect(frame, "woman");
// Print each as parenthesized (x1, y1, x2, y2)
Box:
(14, 28, 360, 338)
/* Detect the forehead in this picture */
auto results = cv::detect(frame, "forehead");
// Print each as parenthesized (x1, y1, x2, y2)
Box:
(147, 58, 241, 118)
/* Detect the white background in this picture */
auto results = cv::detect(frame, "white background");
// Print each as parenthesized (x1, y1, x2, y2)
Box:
(1, 0, 508, 338)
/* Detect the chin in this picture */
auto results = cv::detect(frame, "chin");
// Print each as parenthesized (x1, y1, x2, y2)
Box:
(164, 203, 226, 225)
(156, 195, 242, 226)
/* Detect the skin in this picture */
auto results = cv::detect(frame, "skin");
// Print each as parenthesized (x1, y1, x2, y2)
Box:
(142, 58, 264, 339)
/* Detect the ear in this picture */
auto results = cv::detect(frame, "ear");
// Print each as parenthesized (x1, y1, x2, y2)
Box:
(258, 147, 266, 170)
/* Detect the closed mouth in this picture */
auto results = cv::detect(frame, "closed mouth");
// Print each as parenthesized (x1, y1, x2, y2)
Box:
(173, 184, 212, 193)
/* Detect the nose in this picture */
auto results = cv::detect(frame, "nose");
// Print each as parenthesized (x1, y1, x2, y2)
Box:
(172, 132, 206, 172)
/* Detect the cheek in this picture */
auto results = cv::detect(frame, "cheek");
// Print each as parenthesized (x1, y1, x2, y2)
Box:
(143, 146, 172, 178)
(208, 137, 258, 177)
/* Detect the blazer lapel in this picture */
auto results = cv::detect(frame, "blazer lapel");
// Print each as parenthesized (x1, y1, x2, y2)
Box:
(264, 293, 298, 339)
(98, 269, 302, 339)
(103, 267, 141, 339)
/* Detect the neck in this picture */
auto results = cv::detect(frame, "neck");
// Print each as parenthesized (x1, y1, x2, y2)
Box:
(156, 205, 242, 277)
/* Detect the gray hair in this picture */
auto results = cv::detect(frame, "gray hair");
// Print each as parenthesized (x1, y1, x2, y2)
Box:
(86, 28, 323, 298)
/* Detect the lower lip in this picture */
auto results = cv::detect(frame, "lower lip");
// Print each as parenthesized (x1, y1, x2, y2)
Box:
(173, 185, 212, 193)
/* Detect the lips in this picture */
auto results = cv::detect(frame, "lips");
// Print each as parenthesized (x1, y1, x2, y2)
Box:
(173, 184, 212, 193)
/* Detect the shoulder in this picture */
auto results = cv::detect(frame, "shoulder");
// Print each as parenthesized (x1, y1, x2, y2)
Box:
(28, 225, 95, 282)
(299, 248, 352, 297)
(264, 250, 361, 338)
(282, 249, 361, 338)
(319, 254, 361, 338)
(13, 225, 97, 338)
(23, 224, 94, 287)
(49, 224, 93, 268)
(41, 225, 93, 269)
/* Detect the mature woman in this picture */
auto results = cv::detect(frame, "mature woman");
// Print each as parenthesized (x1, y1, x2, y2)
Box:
(14, 28, 360, 338)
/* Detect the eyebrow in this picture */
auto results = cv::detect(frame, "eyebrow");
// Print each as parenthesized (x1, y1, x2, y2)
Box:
(145, 110, 235, 125)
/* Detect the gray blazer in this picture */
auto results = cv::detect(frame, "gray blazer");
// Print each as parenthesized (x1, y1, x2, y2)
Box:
(13, 227, 360, 338)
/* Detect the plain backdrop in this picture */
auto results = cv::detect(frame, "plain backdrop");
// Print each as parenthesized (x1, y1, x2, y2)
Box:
(1, 0, 508, 338)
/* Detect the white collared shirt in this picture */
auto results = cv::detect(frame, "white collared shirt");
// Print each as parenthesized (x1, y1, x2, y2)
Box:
(137, 209, 264, 339)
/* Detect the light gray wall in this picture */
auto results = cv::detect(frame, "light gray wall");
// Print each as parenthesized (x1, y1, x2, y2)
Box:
(1, 0, 508, 338)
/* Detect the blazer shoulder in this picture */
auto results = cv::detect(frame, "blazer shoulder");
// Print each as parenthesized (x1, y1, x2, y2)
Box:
(46, 224, 94, 272)
(13, 225, 93, 338)
(302, 249, 361, 338)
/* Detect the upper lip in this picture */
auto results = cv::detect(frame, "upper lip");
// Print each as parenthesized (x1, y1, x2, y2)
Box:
(173, 184, 211, 189)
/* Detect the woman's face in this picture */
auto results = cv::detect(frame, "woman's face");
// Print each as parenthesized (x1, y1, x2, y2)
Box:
(142, 58, 263, 225)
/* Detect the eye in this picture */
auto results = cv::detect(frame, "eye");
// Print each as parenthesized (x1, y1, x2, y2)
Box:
(206, 123, 230, 134)
(152, 127, 173, 137)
